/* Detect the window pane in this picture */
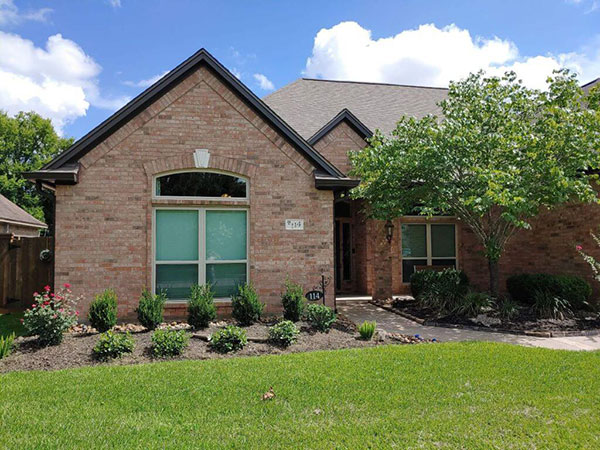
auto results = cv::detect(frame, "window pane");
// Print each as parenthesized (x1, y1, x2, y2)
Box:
(431, 225, 456, 257)
(206, 263, 247, 298)
(401, 224, 427, 258)
(156, 210, 198, 261)
(156, 172, 246, 198)
(156, 264, 198, 299)
(206, 210, 247, 261)
(431, 259, 456, 269)
(402, 259, 428, 283)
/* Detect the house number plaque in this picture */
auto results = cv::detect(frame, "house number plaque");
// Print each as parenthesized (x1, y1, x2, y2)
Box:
(285, 219, 304, 230)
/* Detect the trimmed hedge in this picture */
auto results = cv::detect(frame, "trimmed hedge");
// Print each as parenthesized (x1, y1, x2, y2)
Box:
(409, 269, 469, 314)
(506, 273, 591, 309)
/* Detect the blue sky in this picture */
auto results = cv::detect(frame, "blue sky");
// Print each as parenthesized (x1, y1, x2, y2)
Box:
(0, 0, 599, 139)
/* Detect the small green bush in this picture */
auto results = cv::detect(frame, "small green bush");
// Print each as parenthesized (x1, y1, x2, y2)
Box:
(358, 321, 376, 340)
(209, 325, 247, 353)
(151, 329, 189, 358)
(532, 290, 573, 320)
(506, 273, 591, 309)
(411, 269, 469, 314)
(452, 292, 493, 318)
(188, 284, 216, 329)
(93, 331, 135, 360)
(268, 320, 300, 347)
(306, 304, 337, 332)
(231, 283, 264, 326)
(0, 333, 15, 360)
(281, 278, 305, 322)
(88, 289, 118, 332)
(496, 297, 519, 320)
(136, 289, 166, 330)
(410, 268, 469, 299)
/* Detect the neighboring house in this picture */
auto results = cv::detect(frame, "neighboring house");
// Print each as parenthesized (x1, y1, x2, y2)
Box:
(0, 194, 46, 237)
(24, 49, 600, 318)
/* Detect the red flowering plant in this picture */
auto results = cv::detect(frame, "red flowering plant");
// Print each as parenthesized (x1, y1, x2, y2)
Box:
(576, 234, 600, 284)
(22, 283, 80, 346)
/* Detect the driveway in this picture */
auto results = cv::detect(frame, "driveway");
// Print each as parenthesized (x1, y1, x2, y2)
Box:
(338, 302, 600, 351)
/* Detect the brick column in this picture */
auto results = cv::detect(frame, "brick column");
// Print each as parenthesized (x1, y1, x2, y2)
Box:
(369, 220, 393, 300)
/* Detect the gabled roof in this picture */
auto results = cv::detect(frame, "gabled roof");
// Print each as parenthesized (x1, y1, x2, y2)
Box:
(582, 77, 600, 94)
(308, 108, 372, 145)
(0, 194, 47, 229)
(27, 49, 345, 183)
(264, 78, 448, 139)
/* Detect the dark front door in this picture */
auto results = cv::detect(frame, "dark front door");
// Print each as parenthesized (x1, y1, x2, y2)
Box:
(335, 218, 353, 293)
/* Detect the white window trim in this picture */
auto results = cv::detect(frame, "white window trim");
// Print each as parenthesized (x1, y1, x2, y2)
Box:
(401, 223, 458, 282)
(153, 169, 249, 202)
(152, 206, 250, 302)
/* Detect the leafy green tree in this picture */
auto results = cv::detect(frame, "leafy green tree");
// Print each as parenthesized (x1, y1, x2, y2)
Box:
(350, 70, 600, 298)
(0, 111, 72, 223)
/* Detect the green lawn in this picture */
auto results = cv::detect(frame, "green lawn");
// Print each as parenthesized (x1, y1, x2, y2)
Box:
(0, 312, 25, 338)
(1, 343, 599, 448)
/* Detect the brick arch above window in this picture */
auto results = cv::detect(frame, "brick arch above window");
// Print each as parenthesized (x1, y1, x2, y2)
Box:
(143, 152, 258, 179)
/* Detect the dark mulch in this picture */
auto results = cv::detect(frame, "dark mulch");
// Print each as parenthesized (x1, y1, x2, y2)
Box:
(377, 298, 600, 333)
(0, 315, 424, 373)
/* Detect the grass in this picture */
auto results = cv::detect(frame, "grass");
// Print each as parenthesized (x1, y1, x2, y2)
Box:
(1, 342, 599, 448)
(0, 312, 25, 338)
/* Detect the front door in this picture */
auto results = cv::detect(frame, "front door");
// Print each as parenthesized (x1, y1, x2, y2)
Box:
(335, 218, 353, 293)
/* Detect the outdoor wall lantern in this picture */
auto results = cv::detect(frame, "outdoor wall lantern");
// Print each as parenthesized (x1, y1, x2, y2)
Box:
(385, 219, 394, 244)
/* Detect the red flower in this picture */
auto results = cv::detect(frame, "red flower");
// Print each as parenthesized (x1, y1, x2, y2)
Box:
(31, 304, 36, 308)
(576, 245, 583, 251)
(63, 283, 71, 289)
(44, 285, 51, 292)
(33, 292, 39, 297)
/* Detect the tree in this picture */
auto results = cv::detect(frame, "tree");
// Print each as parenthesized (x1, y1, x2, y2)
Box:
(0, 111, 73, 223)
(350, 70, 600, 298)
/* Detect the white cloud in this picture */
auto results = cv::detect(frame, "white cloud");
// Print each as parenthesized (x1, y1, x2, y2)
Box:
(304, 21, 600, 89)
(122, 70, 169, 88)
(231, 67, 242, 79)
(0, 0, 52, 25)
(565, 0, 599, 13)
(0, 31, 129, 134)
(108, 0, 121, 8)
(253, 73, 274, 91)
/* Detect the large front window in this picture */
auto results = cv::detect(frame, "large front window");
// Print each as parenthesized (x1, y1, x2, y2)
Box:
(401, 223, 456, 283)
(154, 208, 248, 299)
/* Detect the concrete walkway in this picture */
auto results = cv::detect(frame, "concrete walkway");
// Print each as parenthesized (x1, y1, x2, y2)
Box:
(338, 302, 600, 351)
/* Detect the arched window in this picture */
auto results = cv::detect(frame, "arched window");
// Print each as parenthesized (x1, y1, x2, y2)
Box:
(155, 171, 247, 199)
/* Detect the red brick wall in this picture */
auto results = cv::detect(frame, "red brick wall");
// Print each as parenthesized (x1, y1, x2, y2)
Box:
(54, 65, 334, 319)
(313, 121, 367, 175)
(460, 202, 600, 299)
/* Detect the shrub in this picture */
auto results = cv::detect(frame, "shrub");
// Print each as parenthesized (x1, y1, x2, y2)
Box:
(268, 320, 300, 347)
(358, 321, 376, 340)
(532, 290, 573, 320)
(136, 289, 166, 330)
(506, 274, 591, 309)
(452, 292, 493, 318)
(410, 268, 468, 299)
(231, 283, 264, 326)
(0, 333, 15, 360)
(23, 284, 79, 346)
(188, 284, 217, 329)
(411, 269, 469, 314)
(151, 329, 189, 358)
(306, 304, 337, 332)
(88, 289, 118, 332)
(281, 278, 305, 322)
(209, 325, 247, 353)
(93, 331, 135, 360)
(496, 297, 519, 320)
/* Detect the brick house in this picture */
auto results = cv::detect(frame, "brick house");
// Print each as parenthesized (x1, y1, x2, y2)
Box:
(25, 49, 600, 318)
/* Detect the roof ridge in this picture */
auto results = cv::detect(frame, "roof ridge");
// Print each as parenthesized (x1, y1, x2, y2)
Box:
(300, 77, 449, 90)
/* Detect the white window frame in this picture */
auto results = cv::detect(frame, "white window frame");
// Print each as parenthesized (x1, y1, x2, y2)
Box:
(401, 223, 458, 282)
(153, 169, 249, 202)
(152, 206, 250, 302)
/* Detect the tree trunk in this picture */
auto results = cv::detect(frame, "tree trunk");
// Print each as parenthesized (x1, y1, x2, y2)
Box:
(488, 259, 499, 299)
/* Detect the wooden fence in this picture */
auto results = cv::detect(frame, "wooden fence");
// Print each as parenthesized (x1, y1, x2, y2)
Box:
(0, 234, 53, 308)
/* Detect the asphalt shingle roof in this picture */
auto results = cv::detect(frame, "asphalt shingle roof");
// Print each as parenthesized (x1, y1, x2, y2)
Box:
(263, 78, 448, 139)
(0, 194, 46, 228)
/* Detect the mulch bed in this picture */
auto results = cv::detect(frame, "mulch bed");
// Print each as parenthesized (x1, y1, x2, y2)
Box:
(0, 314, 434, 373)
(373, 298, 600, 337)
